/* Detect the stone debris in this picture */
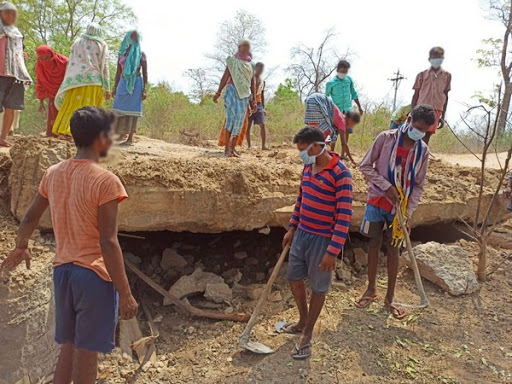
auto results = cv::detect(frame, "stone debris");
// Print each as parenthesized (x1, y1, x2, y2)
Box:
(402, 242, 480, 296)
(222, 268, 242, 285)
(160, 248, 188, 271)
(245, 257, 259, 266)
(244, 284, 266, 300)
(255, 272, 266, 282)
(164, 268, 225, 305)
(204, 282, 233, 303)
(335, 264, 353, 283)
(268, 291, 282, 302)
(234, 251, 248, 260)
(267, 261, 288, 278)
(123, 252, 142, 265)
(354, 248, 368, 267)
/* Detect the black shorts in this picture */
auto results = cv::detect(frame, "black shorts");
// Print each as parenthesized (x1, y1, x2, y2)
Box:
(0, 77, 25, 112)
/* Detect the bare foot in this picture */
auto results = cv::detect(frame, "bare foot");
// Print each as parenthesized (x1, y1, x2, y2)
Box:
(262, 146, 270, 151)
(0, 138, 12, 147)
(119, 140, 133, 147)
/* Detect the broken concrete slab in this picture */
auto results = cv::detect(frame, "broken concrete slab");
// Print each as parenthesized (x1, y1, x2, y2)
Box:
(8, 137, 509, 234)
(164, 268, 225, 305)
(160, 248, 188, 271)
(204, 282, 232, 303)
(402, 242, 480, 296)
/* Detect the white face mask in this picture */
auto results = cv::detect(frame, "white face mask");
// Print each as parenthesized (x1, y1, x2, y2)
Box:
(300, 142, 326, 164)
(336, 72, 347, 80)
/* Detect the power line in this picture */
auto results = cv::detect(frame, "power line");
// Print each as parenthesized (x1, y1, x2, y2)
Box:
(388, 69, 406, 111)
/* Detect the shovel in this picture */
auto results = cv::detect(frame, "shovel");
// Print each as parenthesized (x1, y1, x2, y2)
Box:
(238, 244, 290, 354)
(394, 204, 429, 309)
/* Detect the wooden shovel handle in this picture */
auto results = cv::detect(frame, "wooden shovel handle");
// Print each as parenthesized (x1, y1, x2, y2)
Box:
(239, 245, 290, 343)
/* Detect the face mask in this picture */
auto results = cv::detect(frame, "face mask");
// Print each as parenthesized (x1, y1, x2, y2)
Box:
(429, 58, 444, 68)
(300, 142, 326, 164)
(407, 126, 426, 141)
(337, 72, 347, 80)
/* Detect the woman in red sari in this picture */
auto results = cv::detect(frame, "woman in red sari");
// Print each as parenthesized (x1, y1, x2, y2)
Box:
(35, 45, 68, 137)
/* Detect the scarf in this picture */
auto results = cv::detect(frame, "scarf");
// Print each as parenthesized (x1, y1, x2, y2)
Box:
(35, 45, 68, 99)
(304, 93, 335, 137)
(118, 30, 142, 94)
(226, 52, 253, 99)
(82, 23, 104, 43)
(0, 3, 32, 82)
(387, 125, 424, 247)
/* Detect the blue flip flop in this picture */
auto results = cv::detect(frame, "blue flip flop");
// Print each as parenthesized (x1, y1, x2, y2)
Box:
(292, 342, 312, 360)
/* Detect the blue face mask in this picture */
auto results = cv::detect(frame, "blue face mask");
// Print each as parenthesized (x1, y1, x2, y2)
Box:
(407, 126, 426, 141)
(337, 72, 347, 80)
(429, 58, 444, 68)
(300, 142, 326, 164)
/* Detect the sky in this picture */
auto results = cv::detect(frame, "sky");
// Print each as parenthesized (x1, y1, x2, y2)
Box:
(126, 0, 503, 124)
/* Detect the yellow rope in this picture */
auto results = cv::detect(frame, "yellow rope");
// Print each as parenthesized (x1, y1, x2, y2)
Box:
(391, 187, 408, 248)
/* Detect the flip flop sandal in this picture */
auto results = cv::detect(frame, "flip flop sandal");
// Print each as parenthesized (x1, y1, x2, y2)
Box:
(275, 321, 303, 334)
(292, 342, 312, 360)
(355, 295, 378, 308)
(387, 303, 407, 320)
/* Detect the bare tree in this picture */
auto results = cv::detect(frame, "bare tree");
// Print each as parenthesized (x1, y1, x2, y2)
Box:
(446, 90, 512, 281)
(286, 28, 347, 99)
(478, 0, 512, 135)
(185, 68, 217, 102)
(205, 9, 267, 77)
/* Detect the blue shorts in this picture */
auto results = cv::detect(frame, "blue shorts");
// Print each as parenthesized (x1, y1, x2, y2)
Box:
(360, 203, 395, 240)
(53, 264, 119, 353)
(287, 228, 333, 294)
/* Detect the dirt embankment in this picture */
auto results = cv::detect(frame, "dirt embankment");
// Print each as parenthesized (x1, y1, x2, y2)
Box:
(0, 212, 58, 384)
(7, 136, 509, 233)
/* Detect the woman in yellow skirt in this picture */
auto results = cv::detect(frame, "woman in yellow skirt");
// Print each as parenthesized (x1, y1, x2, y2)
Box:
(52, 23, 111, 139)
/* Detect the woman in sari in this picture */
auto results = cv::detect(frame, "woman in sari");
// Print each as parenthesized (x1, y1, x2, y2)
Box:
(52, 23, 111, 139)
(213, 39, 255, 157)
(35, 45, 68, 137)
(113, 30, 147, 146)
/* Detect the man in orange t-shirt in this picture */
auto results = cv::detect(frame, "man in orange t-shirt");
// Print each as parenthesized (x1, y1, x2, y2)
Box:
(1, 106, 137, 384)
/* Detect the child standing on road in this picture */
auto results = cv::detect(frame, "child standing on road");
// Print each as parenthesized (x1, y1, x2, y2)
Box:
(247, 62, 268, 150)
(0, 2, 32, 147)
(411, 47, 451, 144)
(356, 105, 435, 319)
(282, 126, 353, 360)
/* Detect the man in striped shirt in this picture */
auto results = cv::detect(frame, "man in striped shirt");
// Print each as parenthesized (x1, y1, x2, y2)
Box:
(282, 126, 353, 359)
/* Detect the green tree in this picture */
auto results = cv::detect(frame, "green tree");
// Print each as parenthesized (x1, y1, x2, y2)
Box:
(16, 0, 136, 57)
(274, 79, 299, 104)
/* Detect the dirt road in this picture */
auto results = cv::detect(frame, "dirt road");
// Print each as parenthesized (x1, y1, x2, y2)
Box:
(437, 151, 509, 170)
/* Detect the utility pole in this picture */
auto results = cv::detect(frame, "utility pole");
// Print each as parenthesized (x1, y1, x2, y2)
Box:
(389, 69, 405, 111)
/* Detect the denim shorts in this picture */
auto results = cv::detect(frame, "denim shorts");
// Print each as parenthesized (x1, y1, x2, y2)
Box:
(53, 264, 119, 353)
(360, 203, 395, 240)
(287, 228, 333, 294)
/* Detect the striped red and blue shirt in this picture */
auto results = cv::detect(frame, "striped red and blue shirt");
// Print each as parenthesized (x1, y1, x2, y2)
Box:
(289, 153, 353, 256)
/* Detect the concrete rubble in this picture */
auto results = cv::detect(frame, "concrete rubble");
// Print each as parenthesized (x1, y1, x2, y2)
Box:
(402, 242, 480, 296)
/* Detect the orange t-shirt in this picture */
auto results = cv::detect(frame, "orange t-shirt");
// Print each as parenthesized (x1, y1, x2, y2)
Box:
(38, 159, 128, 281)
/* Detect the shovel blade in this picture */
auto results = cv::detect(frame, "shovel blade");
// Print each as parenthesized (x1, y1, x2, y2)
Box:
(242, 340, 274, 354)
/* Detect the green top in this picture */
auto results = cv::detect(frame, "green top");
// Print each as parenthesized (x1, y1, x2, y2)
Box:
(325, 75, 359, 112)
